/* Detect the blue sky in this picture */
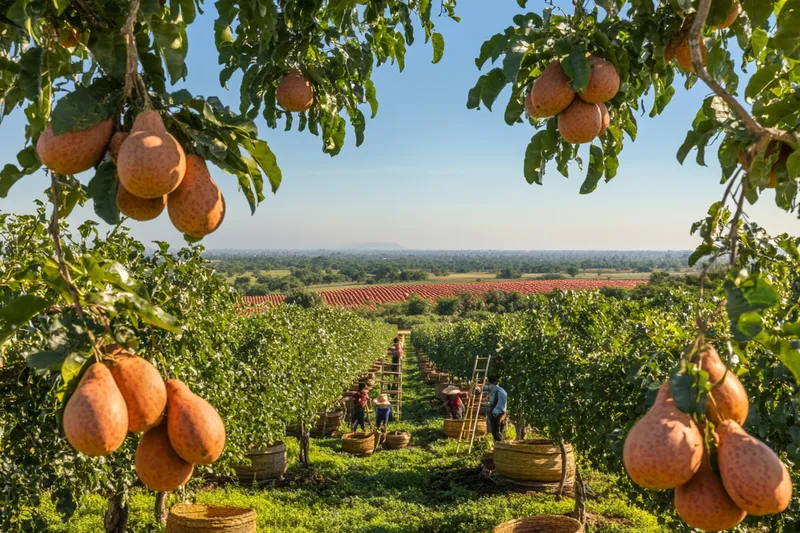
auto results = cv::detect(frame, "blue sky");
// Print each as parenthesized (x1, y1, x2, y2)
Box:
(1, 1, 796, 250)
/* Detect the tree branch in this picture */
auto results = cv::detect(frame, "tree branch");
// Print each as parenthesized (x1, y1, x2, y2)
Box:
(121, 0, 150, 107)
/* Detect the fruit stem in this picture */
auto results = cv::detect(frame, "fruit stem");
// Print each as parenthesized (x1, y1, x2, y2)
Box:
(121, 0, 151, 109)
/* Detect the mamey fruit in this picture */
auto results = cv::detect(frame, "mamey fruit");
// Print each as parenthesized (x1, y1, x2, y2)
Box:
(36, 119, 113, 175)
(717, 420, 792, 515)
(167, 155, 226, 238)
(598, 103, 610, 137)
(713, 0, 741, 29)
(58, 29, 80, 48)
(524, 90, 547, 119)
(166, 379, 226, 464)
(107, 347, 167, 432)
(669, 36, 707, 72)
(276, 69, 314, 112)
(530, 61, 576, 118)
(623, 382, 703, 489)
(63, 363, 129, 456)
(558, 99, 602, 144)
(116, 186, 166, 221)
(675, 451, 747, 531)
(579, 56, 620, 104)
(117, 111, 186, 198)
(135, 422, 194, 491)
(698, 344, 748, 425)
(109, 132, 128, 164)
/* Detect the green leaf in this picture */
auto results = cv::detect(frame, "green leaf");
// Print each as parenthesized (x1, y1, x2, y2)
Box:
(561, 45, 591, 92)
(480, 69, 508, 111)
(431, 33, 445, 64)
(18, 47, 42, 102)
(86, 162, 120, 225)
(502, 37, 530, 82)
(0, 294, 53, 345)
(775, 0, 800, 58)
(524, 131, 548, 185)
(741, 0, 779, 27)
(150, 18, 189, 84)
(745, 65, 782, 101)
(26, 350, 69, 372)
(242, 138, 282, 194)
(580, 145, 605, 194)
(50, 78, 120, 135)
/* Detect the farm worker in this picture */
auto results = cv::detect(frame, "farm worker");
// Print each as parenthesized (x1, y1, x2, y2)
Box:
(373, 394, 394, 431)
(486, 376, 507, 442)
(442, 386, 465, 419)
(391, 337, 403, 369)
(351, 383, 370, 432)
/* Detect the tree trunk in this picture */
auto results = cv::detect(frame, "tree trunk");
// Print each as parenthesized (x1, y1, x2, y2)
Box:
(573, 469, 587, 530)
(104, 494, 129, 533)
(155, 491, 168, 525)
(513, 412, 526, 440)
(556, 439, 568, 500)
(298, 421, 311, 467)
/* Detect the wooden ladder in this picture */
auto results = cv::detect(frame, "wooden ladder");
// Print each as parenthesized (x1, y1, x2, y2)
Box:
(456, 353, 492, 454)
(379, 346, 403, 420)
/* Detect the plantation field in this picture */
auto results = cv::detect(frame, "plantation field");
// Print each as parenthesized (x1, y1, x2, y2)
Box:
(243, 279, 647, 307)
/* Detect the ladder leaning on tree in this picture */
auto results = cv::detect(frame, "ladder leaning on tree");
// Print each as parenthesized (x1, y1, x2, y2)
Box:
(379, 345, 403, 420)
(456, 352, 492, 455)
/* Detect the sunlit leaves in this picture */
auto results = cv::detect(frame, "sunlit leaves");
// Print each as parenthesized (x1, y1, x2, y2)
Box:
(431, 33, 445, 64)
(0, 294, 54, 345)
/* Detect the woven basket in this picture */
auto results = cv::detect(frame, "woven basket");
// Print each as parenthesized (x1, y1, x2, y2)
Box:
(443, 417, 486, 439)
(493, 440, 576, 485)
(286, 411, 344, 438)
(383, 431, 411, 450)
(341, 432, 376, 456)
(493, 515, 583, 533)
(166, 504, 256, 533)
(233, 442, 286, 485)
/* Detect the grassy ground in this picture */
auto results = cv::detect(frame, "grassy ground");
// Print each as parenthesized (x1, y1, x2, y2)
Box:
(47, 347, 665, 532)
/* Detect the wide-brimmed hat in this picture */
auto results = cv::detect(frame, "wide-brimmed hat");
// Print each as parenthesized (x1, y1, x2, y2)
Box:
(373, 394, 391, 407)
(442, 385, 461, 396)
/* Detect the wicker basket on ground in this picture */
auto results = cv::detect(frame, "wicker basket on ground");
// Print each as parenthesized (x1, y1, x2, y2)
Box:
(493, 440, 575, 487)
(443, 417, 486, 439)
(286, 411, 344, 438)
(341, 431, 377, 456)
(166, 504, 256, 533)
(383, 431, 411, 450)
(493, 516, 582, 533)
(424, 371, 440, 384)
(233, 442, 287, 485)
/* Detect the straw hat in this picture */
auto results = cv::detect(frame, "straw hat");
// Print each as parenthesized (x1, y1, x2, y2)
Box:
(373, 394, 391, 407)
(442, 385, 461, 396)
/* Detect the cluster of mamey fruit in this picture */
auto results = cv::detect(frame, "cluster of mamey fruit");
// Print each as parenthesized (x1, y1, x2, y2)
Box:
(36, 110, 226, 239)
(667, 0, 741, 72)
(62, 345, 226, 492)
(624, 343, 791, 531)
(525, 55, 620, 144)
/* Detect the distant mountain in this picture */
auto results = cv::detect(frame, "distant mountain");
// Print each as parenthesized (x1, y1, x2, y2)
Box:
(339, 242, 406, 250)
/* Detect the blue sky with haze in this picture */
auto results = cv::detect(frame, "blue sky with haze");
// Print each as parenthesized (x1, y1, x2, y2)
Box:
(1, 1, 796, 250)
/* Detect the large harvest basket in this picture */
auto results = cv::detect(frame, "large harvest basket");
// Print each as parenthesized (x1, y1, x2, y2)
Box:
(383, 431, 411, 450)
(493, 516, 583, 533)
(341, 432, 376, 456)
(233, 442, 287, 485)
(493, 440, 575, 486)
(443, 417, 486, 439)
(286, 411, 344, 438)
(166, 504, 256, 533)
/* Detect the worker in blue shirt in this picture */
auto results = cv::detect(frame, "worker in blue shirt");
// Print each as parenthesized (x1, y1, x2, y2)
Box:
(486, 376, 507, 442)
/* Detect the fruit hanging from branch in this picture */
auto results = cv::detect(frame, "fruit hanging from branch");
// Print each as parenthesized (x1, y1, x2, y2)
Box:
(135, 421, 195, 492)
(116, 186, 167, 222)
(107, 346, 168, 433)
(167, 155, 226, 238)
(165, 379, 226, 465)
(276, 69, 314, 113)
(36, 120, 113, 176)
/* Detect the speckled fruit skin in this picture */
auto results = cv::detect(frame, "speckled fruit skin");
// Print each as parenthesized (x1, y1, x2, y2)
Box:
(530, 61, 576, 118)
(670, 37, 707, 72)
(276, 69, 314, 112)
(109, 132, 128, 164)
(698, 344, 749, 426)
(166, 379, 226, 464)
(598, 103, 610, 137)
(131, 110, 167, 134)
(524, 90, 548, 119)
(63, 363, 129, 456)
(717, 420, 792, 516)
(558, 99, 602, 144)
(36, 119, 113, 175)
(623, 382, 703, 490)
(579, 56, 620, 104)
(135, 422, 194, 491)
(117, 122, 186, 198)
(108, 348, 167, 433)
(675, 452, 747, 531)
(117, 185, 166, 222)
(713, 0, 741, 29)
(167, 155, 226, 238)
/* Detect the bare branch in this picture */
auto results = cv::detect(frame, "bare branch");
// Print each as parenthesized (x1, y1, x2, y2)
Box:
(121, 0, 150, 107)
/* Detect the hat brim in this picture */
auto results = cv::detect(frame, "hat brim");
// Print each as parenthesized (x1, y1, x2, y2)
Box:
(374, 401, 392, 407)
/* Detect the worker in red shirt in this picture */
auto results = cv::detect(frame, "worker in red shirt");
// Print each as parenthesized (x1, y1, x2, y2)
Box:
(351, 382, 370, 432)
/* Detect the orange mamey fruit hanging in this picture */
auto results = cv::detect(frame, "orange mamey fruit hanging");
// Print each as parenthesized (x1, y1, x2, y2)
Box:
(579, 56, 620, 104)
(276, 69, 314, 112)
(166, 379, 226, 464)
(713, 0, 741, 30)
(167, 155, 226, 238)
(117, 111, 186, 198)
(671, 36, 707, 73)
(698, 344, 749, 426)
(717, 420, 792, 516)
(63, 363, 129, 456)
(675, 451, 747, 531)
(623, 382, 703, 489)
(136, 422, 194, 492)
(107, 347, 168, 432)
(117, 186, 166, 222)
(597, 102, 610, 137)
(109, 132, 128, 164)
(524, 90, 548, 119)
(58, 29, 80, 48)
(36, 119, 113, 175)
(530, 61, 576, 118)
(558, 99, 602, 144)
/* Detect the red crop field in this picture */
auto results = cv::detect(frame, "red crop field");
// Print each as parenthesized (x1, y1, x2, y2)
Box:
(242, 279, 647, 308)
